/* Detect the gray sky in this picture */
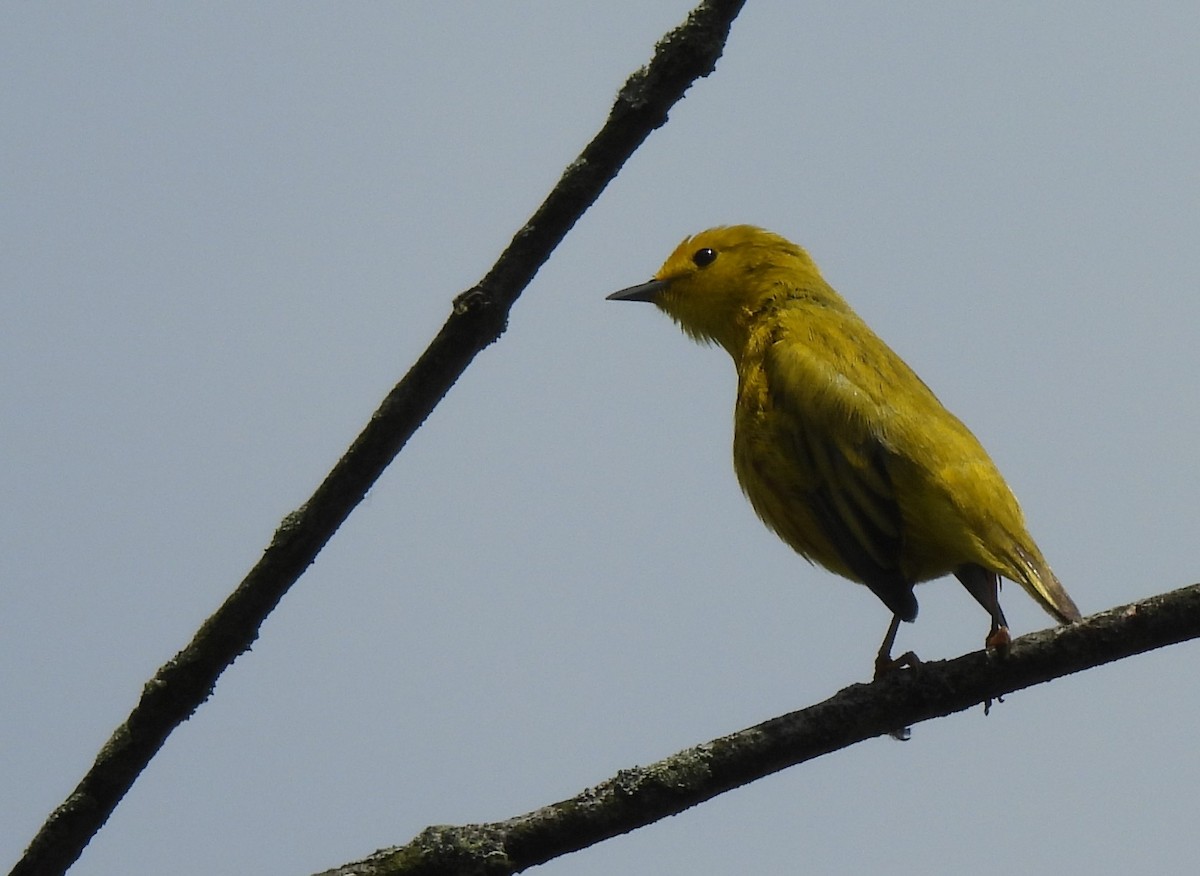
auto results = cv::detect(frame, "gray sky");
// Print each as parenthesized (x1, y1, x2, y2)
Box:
(4, 3, 1198, 874)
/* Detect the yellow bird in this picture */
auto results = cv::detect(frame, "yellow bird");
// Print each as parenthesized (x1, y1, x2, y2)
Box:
(608, 225, 1080, 676)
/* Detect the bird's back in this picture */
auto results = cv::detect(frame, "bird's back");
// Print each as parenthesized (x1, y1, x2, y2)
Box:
(732, 295, 1078, 623)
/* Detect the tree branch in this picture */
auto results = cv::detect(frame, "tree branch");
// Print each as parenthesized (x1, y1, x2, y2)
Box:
(311, 582, 1200, 876)
(9, 4, 749, 876)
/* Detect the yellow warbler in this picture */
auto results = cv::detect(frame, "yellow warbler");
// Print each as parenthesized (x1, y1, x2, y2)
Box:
(608, 225, 1080, 675)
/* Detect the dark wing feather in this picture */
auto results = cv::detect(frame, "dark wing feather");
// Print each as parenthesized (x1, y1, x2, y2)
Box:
(765, 339, 918, 621)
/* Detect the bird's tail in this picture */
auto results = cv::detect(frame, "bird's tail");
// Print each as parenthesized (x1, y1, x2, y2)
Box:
(1011, 543, 1081, 624)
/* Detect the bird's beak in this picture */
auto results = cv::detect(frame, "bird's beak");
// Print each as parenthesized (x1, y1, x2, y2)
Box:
(606, 279, 667, 303)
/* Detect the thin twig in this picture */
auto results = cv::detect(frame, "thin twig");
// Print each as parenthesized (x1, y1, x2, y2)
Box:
(8, 4, 748, 875)
(314, 583, 1200, 876)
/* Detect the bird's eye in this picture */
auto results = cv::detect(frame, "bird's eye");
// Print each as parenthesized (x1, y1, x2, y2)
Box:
(692, 247, 718, 268)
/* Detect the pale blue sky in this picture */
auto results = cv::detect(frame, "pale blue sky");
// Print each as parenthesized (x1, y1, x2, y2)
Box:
(4, 3, 1199, 874)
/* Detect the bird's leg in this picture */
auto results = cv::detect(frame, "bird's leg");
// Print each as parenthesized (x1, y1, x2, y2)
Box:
(873, 613, 920, 680)
(955, 564, 1011, 656)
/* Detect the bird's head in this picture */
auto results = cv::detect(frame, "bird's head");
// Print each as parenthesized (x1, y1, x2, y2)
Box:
(607, 225, 832, 356)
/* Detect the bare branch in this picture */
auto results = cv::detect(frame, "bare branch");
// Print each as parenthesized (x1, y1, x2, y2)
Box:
(314, 583, 1200, 876)
(8, 4, 749, 875)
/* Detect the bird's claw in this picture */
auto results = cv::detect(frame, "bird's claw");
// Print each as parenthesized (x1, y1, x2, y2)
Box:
(873, 649, 920, 681)
(985, 625, 1011, 657)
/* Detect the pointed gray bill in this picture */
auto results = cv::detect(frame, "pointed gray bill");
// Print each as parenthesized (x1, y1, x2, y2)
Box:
(606, 279, 667, 302)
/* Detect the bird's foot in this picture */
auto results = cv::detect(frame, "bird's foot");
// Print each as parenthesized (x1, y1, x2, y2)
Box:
(875, 648, 921, 740)
(873, 649, 921, 681)
(985, 625, 1011, 657)
(981, 626, 1011, 717)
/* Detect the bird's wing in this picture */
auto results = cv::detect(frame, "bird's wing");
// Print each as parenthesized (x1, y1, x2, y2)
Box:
(753, 325, 917, 620)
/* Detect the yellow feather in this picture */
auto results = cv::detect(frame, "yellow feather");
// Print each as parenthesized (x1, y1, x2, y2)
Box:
(609, 225, 1080, 662)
